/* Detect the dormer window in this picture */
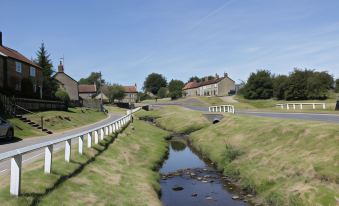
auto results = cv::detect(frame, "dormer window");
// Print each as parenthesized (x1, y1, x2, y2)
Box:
(16, 62, 22, 73)
(30, 66, 36, 77)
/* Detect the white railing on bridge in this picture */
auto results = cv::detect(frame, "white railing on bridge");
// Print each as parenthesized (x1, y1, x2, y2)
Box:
(208, 105, 235, 114)
(0, 108, 141, 197)
(276, 103, 326, 110)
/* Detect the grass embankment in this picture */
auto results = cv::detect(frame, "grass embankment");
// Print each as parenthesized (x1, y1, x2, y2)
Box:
(0, 119, 169, 206)
(9, 107, 107, 138)
(140, 106, 339, 205)
(136, 105, 209, 133)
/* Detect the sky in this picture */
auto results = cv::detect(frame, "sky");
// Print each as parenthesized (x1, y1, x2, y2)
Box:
(1, 0, 339, 89)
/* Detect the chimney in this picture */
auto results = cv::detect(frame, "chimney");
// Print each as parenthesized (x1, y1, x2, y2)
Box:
(224, 72, 228, 77)
(58, 61, 64, 73)
(0, 32, 2, 46)
(215, 73, 219, 79)
(134, 83, 137, 89)
(204, 77, 208, 81)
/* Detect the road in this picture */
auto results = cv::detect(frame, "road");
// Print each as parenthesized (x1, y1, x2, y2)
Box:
(151, 103, 339, 124)
(0, 113, 123, 175)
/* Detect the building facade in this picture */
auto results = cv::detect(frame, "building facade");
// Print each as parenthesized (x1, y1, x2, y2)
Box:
(79, 84, 97, 100)
(0, 32, 43, 98)
(183, 73, 235, 97)
(120, 85, 138, 103)
(53, 62, 79, 101)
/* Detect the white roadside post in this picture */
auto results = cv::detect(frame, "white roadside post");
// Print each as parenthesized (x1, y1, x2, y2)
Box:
(94, 130, 99, 144)
(100, 128, 104, 140)
(109, 125, 113, 134)
(10, 155, 22, 196)
(313, 103, 315, 109)
(323, 103, 326, 109)
(87, 133, 92, 148)
(44, 145, 53, 174)
(65, 139, 71, 162)
(105, 126, 109, 136)
(112, 123, 116, 133)
(78, 135, 84, 155)
(300, 104, 303, 110)
(293, 104, 296, 110)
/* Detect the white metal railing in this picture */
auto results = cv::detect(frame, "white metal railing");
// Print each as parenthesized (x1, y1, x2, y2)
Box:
(276, 103, 326, 110)
(0, 108, 141, 196)
(208, 105, 235, 114)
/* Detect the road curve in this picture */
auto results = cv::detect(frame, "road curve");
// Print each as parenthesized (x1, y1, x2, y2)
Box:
(150, 103, 339, 124)
(0, 113, 123, 174)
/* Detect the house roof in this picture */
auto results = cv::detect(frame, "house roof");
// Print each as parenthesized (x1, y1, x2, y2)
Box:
(0, 45, 42, 69)
(53, 72, 78, 84)
(183, 76, 235, 90)
(123, 86, 137, 93)
(79, 84, 97, 93)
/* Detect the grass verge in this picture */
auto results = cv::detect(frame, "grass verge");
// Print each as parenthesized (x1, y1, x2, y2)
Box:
(0, 119, 169, 205)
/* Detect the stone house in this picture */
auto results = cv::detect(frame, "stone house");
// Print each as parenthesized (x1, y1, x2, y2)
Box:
(79, 84, 97, 100)
(120, 85, 138, 103)
(53, 62, 79, 101)
(183, 73, 235, 97)
(0, 32, 43, 98)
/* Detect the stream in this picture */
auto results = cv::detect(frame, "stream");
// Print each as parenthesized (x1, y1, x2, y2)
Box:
(160, 134, 251, 206)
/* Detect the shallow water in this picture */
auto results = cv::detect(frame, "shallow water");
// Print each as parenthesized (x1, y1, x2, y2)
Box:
(160, 136, 250, 206)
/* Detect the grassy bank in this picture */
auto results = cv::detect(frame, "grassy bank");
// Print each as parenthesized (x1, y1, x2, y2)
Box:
(140, 105, 339, 205)
(136, 105, 209, 133)
(0, 120, 169, 205)
(9, 107, 107, 138)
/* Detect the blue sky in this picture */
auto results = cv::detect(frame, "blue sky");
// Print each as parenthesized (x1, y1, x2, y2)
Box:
(1, 0, 339, 89)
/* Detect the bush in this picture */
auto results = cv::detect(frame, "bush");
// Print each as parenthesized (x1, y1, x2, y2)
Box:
(273, 75, 288, 100)
(55, 88, 70, 104)
(168, 79, 184, 99)
(242, 70, 273, 99)
(157, 87, 168, 98)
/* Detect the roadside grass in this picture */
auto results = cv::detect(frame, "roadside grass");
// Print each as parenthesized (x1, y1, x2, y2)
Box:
(8, 107, 107, 139)
(136, 105, 210, 133)
(189, 114, 339, 205)
(0, 119, 169, 206)
(104, 105, 128, 114)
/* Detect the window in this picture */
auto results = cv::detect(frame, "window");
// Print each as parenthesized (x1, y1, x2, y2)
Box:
(30, 67, 36, 77)
(15, 82, 21, 91)
(16, 62, 22, 73)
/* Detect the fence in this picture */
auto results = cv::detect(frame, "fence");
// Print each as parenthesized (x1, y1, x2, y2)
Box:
(0, 93, 67, 116)
(0, 108, 140, 196)
(208, 105, 235, 114)
(276, 103, 326, 110)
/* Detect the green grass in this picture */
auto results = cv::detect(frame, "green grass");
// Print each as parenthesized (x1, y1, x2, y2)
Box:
(104, 105, 128, 114)
(189, 114, 339, 205)
(136, 105, 210, 133)
(8, 107, 107, 139)
(0, 119, 169, 206)
(140, 105, 339, 205)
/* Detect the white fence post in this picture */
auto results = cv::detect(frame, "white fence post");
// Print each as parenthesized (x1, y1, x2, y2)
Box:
(65, 139, 71, 162)
(312, 104, 315, 109)
(100, 128, 104, 140)
(323, 103, 325, 109)
(10, 155, 22, 196)
(105, 126, 109, 136)
(87, 133, 92, 148)
(44, 145, 53, 174)
(94, 130, 99, 144)
(78, 135, 84, 154)
(109, 125, 113, 134)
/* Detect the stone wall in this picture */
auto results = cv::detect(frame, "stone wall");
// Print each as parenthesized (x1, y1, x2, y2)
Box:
(54, 73, 79, 101)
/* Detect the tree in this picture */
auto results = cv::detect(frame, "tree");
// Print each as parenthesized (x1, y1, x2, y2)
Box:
(336, 79, 339, 93)
(188, 76, 201, 83)
(143, 73, 167, 95)
(104, 84, 125, 103)
(273, 75, 288, 100)
(157, 87, 168, 98)
(79, 72, 105, 91)
(306, 71, 333, 99)
(34, 43, 58, 99)
(242, 70, 273, 99)
(168, 79, 184, 99)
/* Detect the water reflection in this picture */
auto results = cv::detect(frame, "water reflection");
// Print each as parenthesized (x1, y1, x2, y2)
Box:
(170, 140, 186, 151)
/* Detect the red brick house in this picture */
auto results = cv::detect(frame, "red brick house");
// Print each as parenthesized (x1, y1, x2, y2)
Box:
(0, 32, 43, 98)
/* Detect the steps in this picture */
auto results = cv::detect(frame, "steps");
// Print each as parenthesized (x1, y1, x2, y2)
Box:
(16, 115, 53, 135)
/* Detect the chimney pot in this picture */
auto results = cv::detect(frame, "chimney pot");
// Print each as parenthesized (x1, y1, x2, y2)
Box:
(224, 72, 228, 77)
(58, 61, 64, 73)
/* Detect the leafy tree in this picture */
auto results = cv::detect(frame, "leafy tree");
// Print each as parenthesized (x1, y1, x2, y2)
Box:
(201, 76, 215, 82)
(336, 79, 339, 93)
(306, 71, 333, 99)
(79, 72, 105, 91)
(55, 88, 70, 103)
(188, 76, 201, 83)
(157, 87, 168, 98)
(34, 42, 58, 99)
(168, 79, 184, 99)
(138, 92, 152, 101)
(283, 69, 310, 100)
(104, 84, 125, 103)
(242, 70, 273, 99)
(143, 73, 167, 95)
(273, 75, 288, 100)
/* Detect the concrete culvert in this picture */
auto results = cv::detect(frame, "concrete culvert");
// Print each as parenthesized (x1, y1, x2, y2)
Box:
(213, 119, 220, 124)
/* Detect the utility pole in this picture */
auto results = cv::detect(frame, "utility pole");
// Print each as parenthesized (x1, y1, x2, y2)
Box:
(99, 71, 103, 112)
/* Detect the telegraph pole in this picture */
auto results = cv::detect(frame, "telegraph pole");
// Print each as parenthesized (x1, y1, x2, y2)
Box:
(99, 71, 103, 112)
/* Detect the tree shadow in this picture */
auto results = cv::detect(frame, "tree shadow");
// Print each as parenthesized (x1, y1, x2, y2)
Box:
(21, 123, 130, 206)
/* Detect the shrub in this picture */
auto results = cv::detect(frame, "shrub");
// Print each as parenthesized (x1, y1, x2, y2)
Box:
(55, 88, 70, 104)
(242, 70, 273, 99)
